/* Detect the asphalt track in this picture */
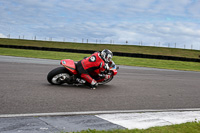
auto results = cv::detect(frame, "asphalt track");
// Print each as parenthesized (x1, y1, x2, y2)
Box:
(0, 55, 200, 115)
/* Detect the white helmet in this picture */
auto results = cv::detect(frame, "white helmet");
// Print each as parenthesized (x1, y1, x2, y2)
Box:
(101, 49, 113, 63)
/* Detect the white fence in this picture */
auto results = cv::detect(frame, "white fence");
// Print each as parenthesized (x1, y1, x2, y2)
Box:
(4, 35, 200, 51)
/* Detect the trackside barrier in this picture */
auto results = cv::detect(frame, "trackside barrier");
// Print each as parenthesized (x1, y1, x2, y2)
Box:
(0, 44, 199, 63)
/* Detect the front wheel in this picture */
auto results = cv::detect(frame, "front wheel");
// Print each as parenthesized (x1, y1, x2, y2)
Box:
(98, 76, 113, 85)
(47, 67, 71, 85)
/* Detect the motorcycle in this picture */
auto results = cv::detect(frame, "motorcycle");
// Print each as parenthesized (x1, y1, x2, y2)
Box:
(47, 58, 119, 86)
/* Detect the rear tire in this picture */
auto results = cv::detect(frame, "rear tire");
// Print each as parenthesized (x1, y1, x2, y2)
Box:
(47, 67, 70, 85)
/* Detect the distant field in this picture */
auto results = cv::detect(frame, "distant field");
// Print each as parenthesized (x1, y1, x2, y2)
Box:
(0, 38, 200, 59)
(1, 47, 200, 72)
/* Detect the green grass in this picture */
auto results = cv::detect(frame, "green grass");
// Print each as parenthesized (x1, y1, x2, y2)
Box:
(0, 47, 90, 61)
(1, 38, 200, 59)
(61, 121, 200, 133)
(1, 47, 200, 72)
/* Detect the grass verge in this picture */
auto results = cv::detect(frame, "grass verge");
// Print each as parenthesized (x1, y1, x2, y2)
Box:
(0, 47, 200, 72)
(62, 121, 200, 133)
(1, 38, 200, 59)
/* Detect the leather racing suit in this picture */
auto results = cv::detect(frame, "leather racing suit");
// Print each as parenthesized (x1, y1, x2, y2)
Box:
(76, 52, 107, 87)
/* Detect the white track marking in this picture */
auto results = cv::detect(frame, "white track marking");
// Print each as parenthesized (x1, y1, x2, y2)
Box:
(96, 111, 200, 129)
(1, 108, 200, 118)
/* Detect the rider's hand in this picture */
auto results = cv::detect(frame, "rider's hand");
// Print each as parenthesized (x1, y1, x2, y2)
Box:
(104, 63, 109, 70)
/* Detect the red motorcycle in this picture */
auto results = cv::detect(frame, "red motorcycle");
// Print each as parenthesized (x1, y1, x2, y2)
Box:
(47, 59, 119, 86)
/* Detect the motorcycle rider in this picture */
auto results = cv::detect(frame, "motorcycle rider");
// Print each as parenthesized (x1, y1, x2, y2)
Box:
(76, 49, 113, 89)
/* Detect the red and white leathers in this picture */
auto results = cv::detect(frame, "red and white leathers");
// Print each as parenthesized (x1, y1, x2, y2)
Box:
(76, 52, 106, 87)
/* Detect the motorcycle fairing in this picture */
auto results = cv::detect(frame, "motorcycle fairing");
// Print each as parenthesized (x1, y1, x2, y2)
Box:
(60, 59, 77, 74)
(109, 65, 118, 75)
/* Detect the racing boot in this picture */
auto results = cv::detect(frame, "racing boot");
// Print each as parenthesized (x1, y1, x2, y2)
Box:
(90, 80, 98, 90)
(91, 83, 98, 90)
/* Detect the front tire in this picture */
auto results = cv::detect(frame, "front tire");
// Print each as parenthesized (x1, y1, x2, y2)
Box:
(47, 67, 70, 85)
(98, 76, 113, 85)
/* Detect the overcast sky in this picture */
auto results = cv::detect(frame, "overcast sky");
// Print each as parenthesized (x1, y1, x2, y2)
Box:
(0, 0, 200, 50)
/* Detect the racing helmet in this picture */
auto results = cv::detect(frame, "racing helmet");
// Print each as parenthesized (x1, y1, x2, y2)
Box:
(101, 49, 113, 63)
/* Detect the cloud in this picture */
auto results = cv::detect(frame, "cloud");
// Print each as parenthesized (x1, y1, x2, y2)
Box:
(64, 21, 200, 49)
(0, 33, 6, 38)
(0, 0, 200, 50)
(114, 22, 200, 49)
(188, 0, 200, 17)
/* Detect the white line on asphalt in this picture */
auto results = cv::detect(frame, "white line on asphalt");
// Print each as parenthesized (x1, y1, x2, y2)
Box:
(1, 108, 200, 118)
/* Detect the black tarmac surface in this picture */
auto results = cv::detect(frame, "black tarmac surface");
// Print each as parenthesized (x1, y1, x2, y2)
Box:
(0, 56, 200, 115)
(0, 115, 124, 133)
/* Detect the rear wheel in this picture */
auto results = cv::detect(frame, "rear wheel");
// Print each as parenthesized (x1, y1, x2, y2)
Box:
(47, 67, 71, 85)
